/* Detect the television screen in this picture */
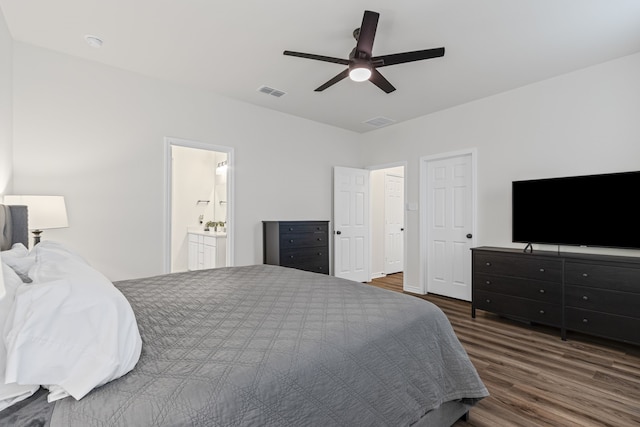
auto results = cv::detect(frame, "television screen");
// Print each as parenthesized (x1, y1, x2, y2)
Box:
(512, 171, 640, 249)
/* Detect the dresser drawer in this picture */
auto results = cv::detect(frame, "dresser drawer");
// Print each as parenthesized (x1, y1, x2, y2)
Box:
(285, 260, 328, 274)
(474, 273, 561, 302)
(474, 290, 561, 326)
(565, 285, 640, 318)
(279, 222, 328, 234)
(565, 308, 640, 345)
(279, 233, 328, 249)
(565, 262, 640, 293)
(280, 247, 328, 268)
(473, 253, 562, 282)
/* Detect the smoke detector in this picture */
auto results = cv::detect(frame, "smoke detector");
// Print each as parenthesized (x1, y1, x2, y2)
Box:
(84, 35, 103, 48)
(363, 116, 396, 128)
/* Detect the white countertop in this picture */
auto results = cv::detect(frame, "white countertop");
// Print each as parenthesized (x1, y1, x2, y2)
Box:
(187, 227, 227, 237)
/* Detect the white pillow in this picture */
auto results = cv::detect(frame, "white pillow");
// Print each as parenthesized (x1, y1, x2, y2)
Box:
(0, 243, 28, 258)
(27, 240, 89, 282)
(0, 243, 35, 282)
(3, 242, 142, 402)
(0, 261, 39, 411)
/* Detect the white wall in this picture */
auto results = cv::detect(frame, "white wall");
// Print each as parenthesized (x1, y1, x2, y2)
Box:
(361, 52, 640, 291)
(11, 43, 361, 281)
(10, 39, 640, 286)
(0, 9, 12, 194)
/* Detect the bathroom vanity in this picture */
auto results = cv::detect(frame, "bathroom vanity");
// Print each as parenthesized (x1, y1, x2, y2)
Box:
(187, 229, 227, 270)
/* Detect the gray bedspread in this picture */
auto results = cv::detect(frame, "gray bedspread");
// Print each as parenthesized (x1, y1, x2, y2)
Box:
(49, 265, 487, 426)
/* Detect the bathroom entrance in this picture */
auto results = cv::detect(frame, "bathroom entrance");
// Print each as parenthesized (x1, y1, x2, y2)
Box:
(164, 137, 234, 273)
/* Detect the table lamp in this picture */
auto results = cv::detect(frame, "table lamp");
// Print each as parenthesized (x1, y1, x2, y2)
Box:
(2, 195, 69, 246)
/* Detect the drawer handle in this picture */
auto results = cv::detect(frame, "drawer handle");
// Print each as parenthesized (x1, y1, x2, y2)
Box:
(317, 238, 322, 241)
(582, 273, 589, 277)
(289, 227, 294, 231)
(486, 299, 491, 303)
(539, 289, 545, 294)
(539, 268, 545, 272)
(539, 310, 545, 314)
(485, 262, 491, 266)
(289, 239, 294, 243)
(582, 295, 589, 301)
(317, 252, 322, 256)
(289, 255, 294, 259)
(485, 280, 491, 285)
(582, 318, 589, 323)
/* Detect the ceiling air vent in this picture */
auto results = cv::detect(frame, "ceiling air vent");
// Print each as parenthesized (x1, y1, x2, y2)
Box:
(257, 85, 286, 98)
(363, 116, 396, 128)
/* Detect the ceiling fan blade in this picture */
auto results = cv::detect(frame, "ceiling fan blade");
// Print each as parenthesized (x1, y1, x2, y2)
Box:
(315, 69, 350, 92)
(369, 69, 396, 93)
(373, 47, 445, 68)
(355, 10, 379, 57)
(283, 50, 349, 66)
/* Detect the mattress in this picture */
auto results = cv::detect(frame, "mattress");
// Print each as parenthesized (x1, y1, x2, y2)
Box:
(5, 265, 488, 426)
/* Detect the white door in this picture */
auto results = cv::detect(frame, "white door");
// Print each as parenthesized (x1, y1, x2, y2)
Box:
(425, 154, 474, 301)
(384, 173, 404, 274)
(334, 166, 370, 282)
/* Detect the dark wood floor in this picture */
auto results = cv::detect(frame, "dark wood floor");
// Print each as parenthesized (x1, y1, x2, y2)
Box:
(368, 273, 640, 427)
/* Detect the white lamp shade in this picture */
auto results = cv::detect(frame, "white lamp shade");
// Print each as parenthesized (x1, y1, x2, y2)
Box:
(3, 195, 69, 230)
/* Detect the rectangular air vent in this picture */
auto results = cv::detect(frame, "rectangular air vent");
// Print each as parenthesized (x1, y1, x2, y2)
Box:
(363, 116, 396, 127)
(257, 85, 286, 98)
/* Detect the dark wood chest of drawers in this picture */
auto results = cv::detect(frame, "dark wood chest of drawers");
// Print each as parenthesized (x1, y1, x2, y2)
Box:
(472, 249, 563, 328)
(263, 221, 329, 275)
(472, 247, 640, 346)
(563, 260, 640, 345)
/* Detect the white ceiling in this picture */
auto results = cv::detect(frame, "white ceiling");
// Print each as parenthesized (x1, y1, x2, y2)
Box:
(2, 0, 640, 133)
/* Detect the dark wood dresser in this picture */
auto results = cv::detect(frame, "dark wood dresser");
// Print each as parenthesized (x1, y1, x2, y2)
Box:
(472, 246, 640, 346)
(263, 221, 329, 275)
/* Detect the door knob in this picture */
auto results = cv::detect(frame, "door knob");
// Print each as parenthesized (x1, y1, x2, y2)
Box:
(336, 230, 342, 235)
(466, 233, 473, 238)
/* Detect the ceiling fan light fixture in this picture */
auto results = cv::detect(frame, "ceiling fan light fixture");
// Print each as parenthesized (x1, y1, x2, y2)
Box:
(349, 64, 371, 82)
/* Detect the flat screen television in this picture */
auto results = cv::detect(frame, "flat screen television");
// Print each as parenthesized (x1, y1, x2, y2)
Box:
(512, 171, 640, 249)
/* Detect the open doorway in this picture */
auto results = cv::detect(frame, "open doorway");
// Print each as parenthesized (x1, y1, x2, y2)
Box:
(332, 163, 406, 289)
(163, 137, 234, 273)
(370, 164, 405, 281)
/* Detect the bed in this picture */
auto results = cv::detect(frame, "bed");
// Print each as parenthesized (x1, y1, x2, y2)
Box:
(0, 204, 488, 426)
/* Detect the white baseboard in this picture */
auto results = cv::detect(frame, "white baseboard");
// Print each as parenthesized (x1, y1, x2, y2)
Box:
(370, 272, 386, 280)
(404, 285, 426, 295)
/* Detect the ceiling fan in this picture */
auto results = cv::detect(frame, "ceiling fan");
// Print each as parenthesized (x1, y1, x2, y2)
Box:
(283, 10, 445, 94)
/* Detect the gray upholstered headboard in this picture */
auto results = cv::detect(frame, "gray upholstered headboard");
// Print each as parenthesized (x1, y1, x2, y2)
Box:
(0, 204, 29, 251)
